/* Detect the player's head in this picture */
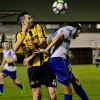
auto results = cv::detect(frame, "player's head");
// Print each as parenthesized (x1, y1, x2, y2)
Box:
(17, 12, 34, 28)
(96, 47, 99, 50)
(3, 41, 10, 50)
(69, 22, 82, 39)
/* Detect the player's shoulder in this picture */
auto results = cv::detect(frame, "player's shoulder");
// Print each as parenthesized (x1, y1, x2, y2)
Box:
(65, 26, 74, 30)
(2, 49, 11, 54)
(10, 48, 14, 52)
(15, 30, 23, 37)
(2, 49, 5, 54)
(32, 23, 40, 27)
(34, 23, 44, 29)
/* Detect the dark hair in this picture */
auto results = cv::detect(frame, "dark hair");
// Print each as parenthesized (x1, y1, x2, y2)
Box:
(17, 12, 29, 26)
(3, 41, 9, 43)
(68, 22, 82, 30)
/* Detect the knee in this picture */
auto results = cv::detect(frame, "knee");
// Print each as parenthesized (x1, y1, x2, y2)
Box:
(32, 88, 41, 100)
(49, 88, 57, 100)
(12, 81, 17, 85)
(0, 73, 4, 83)
(72, 77, 80, 86)
(50, 92, 57, 100)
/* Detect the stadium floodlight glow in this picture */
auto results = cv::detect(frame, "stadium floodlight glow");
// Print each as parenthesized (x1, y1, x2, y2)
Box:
(0, 23, 2, 25)
(87, 24, 92, 29)
(46, 24, 59, 29)
(96, 24, 100, 29)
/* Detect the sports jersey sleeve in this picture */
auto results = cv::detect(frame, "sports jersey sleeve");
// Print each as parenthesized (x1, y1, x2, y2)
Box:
(2, 50, 4, 55)
(14, 32, 22, 43)
(11, 49, 17, 59)
(36, 24, 47, 38)
(61, 26, 76, 39)
(61, 27, 70, 39)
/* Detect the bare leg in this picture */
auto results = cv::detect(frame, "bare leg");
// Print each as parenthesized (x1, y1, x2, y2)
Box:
(11, 79, 21, 85)
(0, 72, 7, 95)
(11, 79, 24, 94)
(32, 87, 41, 100)
(0, 73, 6, 84)
(72, 73, 89, 100)
(47, 86, 57, 100)
(61, 83, 72, 100)
(72, 73, 80, 87)
(61, 83, 72, 95)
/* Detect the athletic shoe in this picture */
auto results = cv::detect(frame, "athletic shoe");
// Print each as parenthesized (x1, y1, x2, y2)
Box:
(0, 92, 4, 96)
(21, 85, 25, 94)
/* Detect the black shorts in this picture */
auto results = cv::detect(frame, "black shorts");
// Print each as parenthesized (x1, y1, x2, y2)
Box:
(28, 62, 57, 88)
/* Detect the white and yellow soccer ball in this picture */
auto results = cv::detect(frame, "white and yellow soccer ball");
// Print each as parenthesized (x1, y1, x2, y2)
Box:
(52, 0, 67, 14)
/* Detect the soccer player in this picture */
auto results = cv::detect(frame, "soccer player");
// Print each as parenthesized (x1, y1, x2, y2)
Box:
(94, 47, 100, 69)
(34, 23, 89, 100)
(0, 41, 24, 96)
(48, 31, 89, 100)
(14, 12, 57, 100)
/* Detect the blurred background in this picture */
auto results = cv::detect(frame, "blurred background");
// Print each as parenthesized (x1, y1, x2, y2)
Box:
(0, 0, 100, 64)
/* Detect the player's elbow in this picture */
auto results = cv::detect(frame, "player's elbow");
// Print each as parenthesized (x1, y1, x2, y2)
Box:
(13, 45, 17, 52)
(14, 58, 17, 62)
(13, 43, 18, 52)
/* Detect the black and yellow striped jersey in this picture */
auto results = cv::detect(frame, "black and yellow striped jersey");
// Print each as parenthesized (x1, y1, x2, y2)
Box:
(14, 24, 49, 68)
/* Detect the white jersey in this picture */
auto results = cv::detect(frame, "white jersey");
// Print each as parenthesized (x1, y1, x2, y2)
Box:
(50, 26, 76, 59)
(95, 50, 100, 59)
(2, 49, 17, 71)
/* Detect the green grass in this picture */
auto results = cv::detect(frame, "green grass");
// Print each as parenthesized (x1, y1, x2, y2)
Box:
(0, 64, 100, 100)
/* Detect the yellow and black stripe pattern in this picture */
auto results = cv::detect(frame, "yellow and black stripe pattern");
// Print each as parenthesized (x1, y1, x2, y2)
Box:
(14, 24, 49, 68)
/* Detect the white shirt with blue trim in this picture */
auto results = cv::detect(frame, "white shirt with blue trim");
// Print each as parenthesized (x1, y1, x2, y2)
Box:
(95, 50, 100, 59)
(50, 26, 76, 59)
(2, 49, 16, 71)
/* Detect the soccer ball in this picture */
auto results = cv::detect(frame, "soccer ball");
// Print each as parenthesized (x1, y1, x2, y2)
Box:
(52, 0, 67, 14)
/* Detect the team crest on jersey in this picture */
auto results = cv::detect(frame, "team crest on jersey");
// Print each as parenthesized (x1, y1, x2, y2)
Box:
(31, 81, 35, 85)
(26, 35, 38, 45)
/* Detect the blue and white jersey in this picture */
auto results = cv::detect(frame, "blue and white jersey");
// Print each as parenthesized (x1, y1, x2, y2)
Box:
(2, 49, 17, 71)
(95, 50, 100, 59)
(50, 26, 76, 59)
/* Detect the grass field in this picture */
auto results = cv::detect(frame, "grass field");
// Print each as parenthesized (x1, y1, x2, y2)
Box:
(0, 64, 100, 100)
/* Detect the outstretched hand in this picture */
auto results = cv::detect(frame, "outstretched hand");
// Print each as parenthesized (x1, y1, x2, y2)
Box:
(23, 58, 29, 66)
(23, 23, 31, 35)
(33, 48, 46, 54)
(68, 51, 74, 59)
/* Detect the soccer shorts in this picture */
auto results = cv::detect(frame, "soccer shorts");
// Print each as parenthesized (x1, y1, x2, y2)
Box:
(95, 59, 100, 62)
(49, 57, 72, 85)
(28, 62, 57, 88)
(2, 69, 16, 80)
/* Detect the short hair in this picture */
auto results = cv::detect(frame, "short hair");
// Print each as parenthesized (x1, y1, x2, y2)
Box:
(17, 12, 29, 26)
(3, 41, 9, 43)
(68, 22, 82, 30)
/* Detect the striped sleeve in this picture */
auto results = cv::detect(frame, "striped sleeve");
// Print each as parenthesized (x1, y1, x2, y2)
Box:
(14, 32, 22, 43)
(36, 24, 47, 38)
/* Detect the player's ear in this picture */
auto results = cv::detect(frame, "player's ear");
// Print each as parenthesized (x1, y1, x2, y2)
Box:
(21, 20, 25, 25)
(74, 27, 77, 30)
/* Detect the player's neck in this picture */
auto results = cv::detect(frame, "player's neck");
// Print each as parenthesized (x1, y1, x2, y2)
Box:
(5, 48, 10, 51)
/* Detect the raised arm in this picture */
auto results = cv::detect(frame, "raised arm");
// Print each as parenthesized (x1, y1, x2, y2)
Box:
(23, 37, 47, 65)
(46, 33, 64, 51)
(7, 58, 17, 64)
(23, 54, 36, 65)
(13, 34, 25, 52)
(13, 25, 28, 52)
(38, 37, 47, 49)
